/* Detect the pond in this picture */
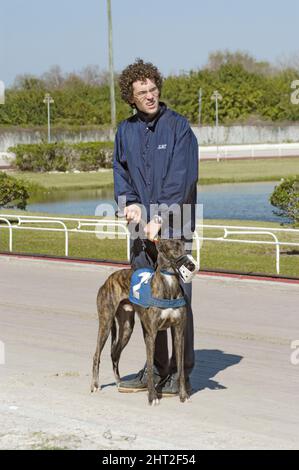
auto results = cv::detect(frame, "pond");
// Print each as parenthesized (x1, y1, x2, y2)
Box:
(27, 181, 289, 223)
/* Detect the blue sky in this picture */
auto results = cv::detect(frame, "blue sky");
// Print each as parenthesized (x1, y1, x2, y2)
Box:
(1, 0, 298, 86)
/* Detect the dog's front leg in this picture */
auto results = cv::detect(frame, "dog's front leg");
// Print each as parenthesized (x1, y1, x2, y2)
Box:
(144, 329, 159, 406)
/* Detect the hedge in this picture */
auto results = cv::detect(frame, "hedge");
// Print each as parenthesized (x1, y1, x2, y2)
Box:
(9, 141, 114, 172)
(0, 172, 29, 209)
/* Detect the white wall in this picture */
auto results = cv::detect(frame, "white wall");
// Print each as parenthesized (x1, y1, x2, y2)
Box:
(1, 124, 299, 152)
(192, 125, 299, 145)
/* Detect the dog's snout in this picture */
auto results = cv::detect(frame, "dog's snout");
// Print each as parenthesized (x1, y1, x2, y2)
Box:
(185, 260, 196, 271)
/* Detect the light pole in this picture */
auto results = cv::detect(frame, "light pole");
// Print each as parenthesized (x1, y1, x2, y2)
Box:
(198, 88, 202, 127)
(211, 90, 222, 162)
(107, 0, 116, 134)
(43, 93, 54, 143)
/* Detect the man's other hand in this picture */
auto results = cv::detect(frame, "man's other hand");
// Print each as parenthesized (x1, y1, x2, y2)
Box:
(124, 204, 142, 223)
(144, 220, 162, 241)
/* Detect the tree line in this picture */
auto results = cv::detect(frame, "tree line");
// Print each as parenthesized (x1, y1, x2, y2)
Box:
(1, 51, 299, 127)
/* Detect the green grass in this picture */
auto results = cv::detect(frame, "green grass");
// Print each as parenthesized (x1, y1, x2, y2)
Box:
(199, 157, 299, 184)
(7, 157, 299, 191)
(7, 169, 113, 191)
(1, 210, 298, 278)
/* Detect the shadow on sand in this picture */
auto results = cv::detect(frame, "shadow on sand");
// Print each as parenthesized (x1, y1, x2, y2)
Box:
(190, 349, 243, 393)
(101, 349, 243, 395)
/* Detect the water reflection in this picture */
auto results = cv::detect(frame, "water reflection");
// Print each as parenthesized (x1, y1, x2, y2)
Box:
(27, 181, 290, 223)
(29, 186, 114, 203)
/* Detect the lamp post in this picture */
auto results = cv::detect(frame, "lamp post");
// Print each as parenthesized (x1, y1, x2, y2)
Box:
(43, 93, 54, 143)
(211, 90, 222, 162)
(107, 0, 116, 134)
(198, 88, 202, 127)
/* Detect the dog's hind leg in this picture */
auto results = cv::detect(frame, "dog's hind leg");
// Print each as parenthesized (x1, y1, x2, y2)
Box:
(111, 302, 135, 386)
(111, 317, 118, 380)
(91, 315, 113, 393)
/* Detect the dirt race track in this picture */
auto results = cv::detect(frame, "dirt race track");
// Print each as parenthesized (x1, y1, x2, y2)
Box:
(0, 255, 298, 450)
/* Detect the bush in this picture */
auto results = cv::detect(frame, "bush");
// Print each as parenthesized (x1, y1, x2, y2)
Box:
(0, 172, 29, 209)
(9, 141, 114, 172)
(270, 176, 299, 223)
(73, 142, 114, 171)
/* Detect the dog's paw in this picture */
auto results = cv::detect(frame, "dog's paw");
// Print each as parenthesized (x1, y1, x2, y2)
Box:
(149, 398, 160, 406)
(91, 383, 101, 393)
(179, 394, 190, 403)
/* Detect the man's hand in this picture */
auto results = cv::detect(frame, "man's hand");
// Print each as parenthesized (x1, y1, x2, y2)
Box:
(124, 204, 142, 223)
(144, 220, 162, 241)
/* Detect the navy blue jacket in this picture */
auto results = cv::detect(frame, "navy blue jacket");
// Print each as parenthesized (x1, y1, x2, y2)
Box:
(113, 103, 199, 235)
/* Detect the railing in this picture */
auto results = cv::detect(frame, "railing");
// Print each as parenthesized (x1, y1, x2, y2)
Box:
(1, 214, 299, 275)
(196, 223, 299, 274)
(0, 214, 131, 260)
(199, 143, 299, 160)
(0, 217, 12, 251)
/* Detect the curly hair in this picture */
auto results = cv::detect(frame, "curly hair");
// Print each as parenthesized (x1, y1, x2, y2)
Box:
(119, 58, 163, 107)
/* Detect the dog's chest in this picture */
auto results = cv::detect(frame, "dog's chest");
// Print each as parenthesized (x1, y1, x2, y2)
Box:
(159, 275, 183, 324)
(160, 308, 182, 321)
(163, 274, 176, 289)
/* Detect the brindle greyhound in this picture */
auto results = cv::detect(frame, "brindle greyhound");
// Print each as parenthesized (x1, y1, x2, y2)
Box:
(91, 238, 189, 405)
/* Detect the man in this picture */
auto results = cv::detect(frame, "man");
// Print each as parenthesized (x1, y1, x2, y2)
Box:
(113, 59, 198, 396)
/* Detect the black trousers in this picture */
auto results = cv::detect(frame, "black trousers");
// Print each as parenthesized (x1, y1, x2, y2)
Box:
(130, 237, 195, 378)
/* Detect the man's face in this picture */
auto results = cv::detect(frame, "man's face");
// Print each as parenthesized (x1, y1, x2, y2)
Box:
(131, 78, 160, 117)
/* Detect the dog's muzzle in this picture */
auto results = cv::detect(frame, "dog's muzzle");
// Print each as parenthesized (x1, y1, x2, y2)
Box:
(173, 254, 199, 283)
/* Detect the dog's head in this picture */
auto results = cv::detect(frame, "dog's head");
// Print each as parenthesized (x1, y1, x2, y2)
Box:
(156, 239, 185, 264)
(156, 239, 199, 283)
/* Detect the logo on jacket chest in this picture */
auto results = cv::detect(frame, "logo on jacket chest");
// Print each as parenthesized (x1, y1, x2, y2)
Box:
(157, 144, 167, 150)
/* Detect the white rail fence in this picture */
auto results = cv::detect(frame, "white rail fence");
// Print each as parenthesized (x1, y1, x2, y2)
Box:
(199, 143, 299, 160)
(1, 215, 299, 275)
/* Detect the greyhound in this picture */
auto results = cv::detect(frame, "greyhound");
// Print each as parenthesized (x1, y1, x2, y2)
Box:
(91, 238, 191, 405)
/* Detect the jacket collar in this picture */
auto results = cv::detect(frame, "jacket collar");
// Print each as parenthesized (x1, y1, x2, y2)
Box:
(136, 102, 167, 130)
